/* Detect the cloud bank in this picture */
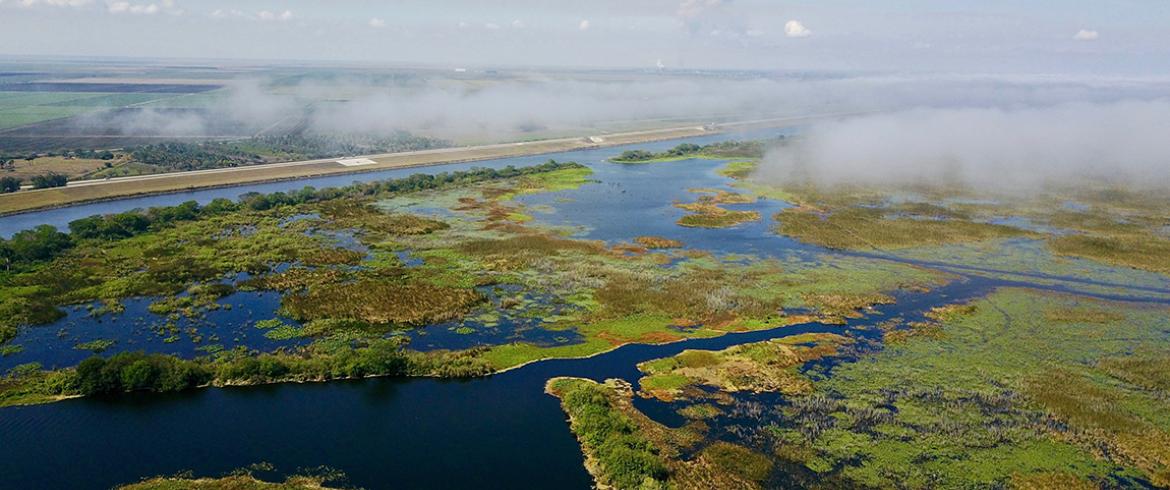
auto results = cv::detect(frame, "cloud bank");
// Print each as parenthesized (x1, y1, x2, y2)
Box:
(756, 99, 1170, 192)
(57, 72, 1170, 152)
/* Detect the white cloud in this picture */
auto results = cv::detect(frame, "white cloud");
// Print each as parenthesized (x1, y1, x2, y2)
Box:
(785, 19, 811, 38)
(1073, 29, 1099, 41)
(511, 19, 524, 29)
(368, 17, 385, 28)
(484, 22, 500, 30)
(579, 19, 590, 31)
(19, 0, 93, 7)
(107, 1, 159, 14)
(213, 8, 290, 22)
(257, 9, 291, 22)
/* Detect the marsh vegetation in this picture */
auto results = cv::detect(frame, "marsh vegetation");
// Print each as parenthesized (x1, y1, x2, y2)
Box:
(611, 141, 767, 164)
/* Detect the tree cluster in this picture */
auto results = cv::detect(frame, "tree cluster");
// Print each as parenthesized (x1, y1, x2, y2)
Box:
(0, 176, 20, 193)
(30, 173, 67, 189)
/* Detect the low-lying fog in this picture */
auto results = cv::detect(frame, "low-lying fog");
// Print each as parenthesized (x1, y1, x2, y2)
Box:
(68, 72, 1170, 145)
(756, 98, 1170, 192)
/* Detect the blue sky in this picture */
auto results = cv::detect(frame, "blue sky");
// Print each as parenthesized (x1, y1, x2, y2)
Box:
(1, 0, 1167, 74)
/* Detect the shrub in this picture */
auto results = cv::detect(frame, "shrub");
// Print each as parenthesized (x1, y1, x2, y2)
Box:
(556, 380, 669, 488)
(75, 352, 211, 396)
(0, 176, 20, 193)
(30, 173, 67, 189)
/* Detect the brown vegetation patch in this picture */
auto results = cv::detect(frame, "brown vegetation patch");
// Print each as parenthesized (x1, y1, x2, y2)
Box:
(883, 321, 944, 344)
(637, 331, 686, 344)
(674, 191, 761, 229)
(777, 206, 1028, 250)
(635, 236, 684, 249)
(802, 292, 894, 321)
(244, 268, 347, 291)
(318, 200, 449, 235)
(460, 234, 607, 263)
(1049, 234, 1170, 275)
(1025, 369, 1170, 487)
(1044, 307, 1126, 324)
(1009, 472, 1098, 490)
(1098, 355, 1170, 392)
(638, 333, 852, 401)
(282, 279, 483, 326)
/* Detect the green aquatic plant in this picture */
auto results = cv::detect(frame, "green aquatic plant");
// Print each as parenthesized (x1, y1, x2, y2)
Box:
(73, 339, 116, 353)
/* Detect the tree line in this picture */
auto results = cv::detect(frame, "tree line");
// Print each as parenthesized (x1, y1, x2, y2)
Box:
(613, 140, 770, 163)
(3, 338, 493, 406)
(0, 173, 68, 194)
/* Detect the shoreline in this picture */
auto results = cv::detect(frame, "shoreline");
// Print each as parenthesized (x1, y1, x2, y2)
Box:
(0, 114, 850, 217)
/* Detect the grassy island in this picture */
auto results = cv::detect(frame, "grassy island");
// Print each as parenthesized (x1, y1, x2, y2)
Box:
(674, 189, 760, 228)
(610, 140, 766, 164)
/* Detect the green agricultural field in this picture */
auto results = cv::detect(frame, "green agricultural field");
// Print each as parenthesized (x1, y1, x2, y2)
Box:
(0, 90, 188, 130)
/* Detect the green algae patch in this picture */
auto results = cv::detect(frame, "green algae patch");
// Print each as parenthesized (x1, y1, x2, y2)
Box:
(495, 165, 595, 201)
(73, 339, 116, 353)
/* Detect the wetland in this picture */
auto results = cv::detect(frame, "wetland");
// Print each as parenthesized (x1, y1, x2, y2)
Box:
(2, 131, 1170, 489)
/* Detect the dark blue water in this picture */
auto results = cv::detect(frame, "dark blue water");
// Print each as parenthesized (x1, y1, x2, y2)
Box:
(514, 157, 816, 259)
(2, 129, 1168, 489)
(0, 289, 306, 372)
(0, 275, 998, 490)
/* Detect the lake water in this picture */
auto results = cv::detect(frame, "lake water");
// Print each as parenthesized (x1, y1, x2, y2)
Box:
(1, 129, 1168, 489)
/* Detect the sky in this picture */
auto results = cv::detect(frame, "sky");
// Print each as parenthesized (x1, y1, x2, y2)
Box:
(1, 0, 1168, 74)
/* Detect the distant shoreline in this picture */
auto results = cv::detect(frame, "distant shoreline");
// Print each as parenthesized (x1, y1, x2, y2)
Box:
(0, 114, 850, 216)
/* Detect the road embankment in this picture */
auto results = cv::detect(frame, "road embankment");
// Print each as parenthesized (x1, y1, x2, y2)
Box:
(0, 115, 839, 216)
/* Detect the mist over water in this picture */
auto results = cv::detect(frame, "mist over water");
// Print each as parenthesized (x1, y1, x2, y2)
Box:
(756, 99, 1170, 192)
